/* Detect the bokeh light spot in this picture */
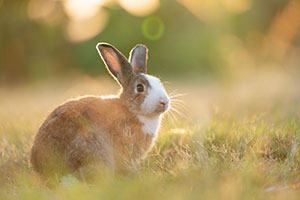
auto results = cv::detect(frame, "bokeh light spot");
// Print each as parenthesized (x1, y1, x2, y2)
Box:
(65, 8, 108, 43)
(27, 0, 56, 21)
(63, 0, 106, 20)
(142, 16, 165, 41)
(119, 0, 160, 16)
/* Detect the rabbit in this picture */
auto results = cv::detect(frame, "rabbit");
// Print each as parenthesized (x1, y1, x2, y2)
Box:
(30, 43, 170, 181)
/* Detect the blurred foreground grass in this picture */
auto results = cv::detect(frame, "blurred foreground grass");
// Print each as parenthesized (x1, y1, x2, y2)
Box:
(0, 69, 300, 200)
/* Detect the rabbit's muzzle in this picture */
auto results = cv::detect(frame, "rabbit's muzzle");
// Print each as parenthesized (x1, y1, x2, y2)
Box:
(155, 98, 170, 113)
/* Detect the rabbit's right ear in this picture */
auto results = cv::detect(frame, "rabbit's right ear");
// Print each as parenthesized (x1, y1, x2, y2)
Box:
(96, 43, 133, 86)
(129, 44, 148, 74)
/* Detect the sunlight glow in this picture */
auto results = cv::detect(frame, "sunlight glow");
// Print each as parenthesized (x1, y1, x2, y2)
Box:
(65, 8, 108, 42)
(63, 0, 107, 20)
(118, 0, 160, 16)
(63, 0, 109, 42)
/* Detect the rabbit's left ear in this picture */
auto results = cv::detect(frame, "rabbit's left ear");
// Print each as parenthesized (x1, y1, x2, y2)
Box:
(129, 44, 148, 74)
(97, 43, 133, 87)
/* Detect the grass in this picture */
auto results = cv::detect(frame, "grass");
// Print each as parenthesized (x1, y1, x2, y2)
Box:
(0, 72, 300, 200)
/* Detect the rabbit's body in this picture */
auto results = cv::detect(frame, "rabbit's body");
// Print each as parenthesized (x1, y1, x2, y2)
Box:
(31, 96, 157, 176)
(31, 43, 169, 180)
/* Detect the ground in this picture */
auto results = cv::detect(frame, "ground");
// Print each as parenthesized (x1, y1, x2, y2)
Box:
(0, 70, 300, 200)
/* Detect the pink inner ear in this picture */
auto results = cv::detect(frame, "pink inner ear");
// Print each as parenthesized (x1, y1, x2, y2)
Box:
(102, 48, 121, 73)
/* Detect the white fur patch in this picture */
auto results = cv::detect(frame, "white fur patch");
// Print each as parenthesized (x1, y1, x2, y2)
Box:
(140, 74, 169, 114)
(138, 115, 161, 136)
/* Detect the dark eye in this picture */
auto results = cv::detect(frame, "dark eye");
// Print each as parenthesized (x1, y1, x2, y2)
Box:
(136, 84, 144, 93)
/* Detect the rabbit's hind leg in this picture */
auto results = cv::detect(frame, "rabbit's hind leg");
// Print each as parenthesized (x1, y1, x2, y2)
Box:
(66, 132, 115, 182)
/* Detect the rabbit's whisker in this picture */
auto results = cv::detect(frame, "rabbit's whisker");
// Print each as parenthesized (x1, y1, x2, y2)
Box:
(169, 93, 188, 98)
(165, 110, 177, 126)
(169, 107, 184, 118)
(169, 109, 178, 123)
(170, 99, 184, 103)
(169, 89, 179, 96)
(171, 102, 188, 112)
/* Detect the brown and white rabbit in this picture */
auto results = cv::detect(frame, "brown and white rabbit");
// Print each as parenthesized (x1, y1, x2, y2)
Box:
(30, 43, 170, 180)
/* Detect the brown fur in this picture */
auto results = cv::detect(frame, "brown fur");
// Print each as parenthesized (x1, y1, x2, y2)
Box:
(30, 95, 155, 179)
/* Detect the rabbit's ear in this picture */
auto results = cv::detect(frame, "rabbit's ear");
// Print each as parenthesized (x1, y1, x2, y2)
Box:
(129, 44, 148, 74)
(97, 43, 133, 86)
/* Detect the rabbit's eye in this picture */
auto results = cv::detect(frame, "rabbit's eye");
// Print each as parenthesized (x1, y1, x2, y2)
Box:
(136, 84, 144, 93)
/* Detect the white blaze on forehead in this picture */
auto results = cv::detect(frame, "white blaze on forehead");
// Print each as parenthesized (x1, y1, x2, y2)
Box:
(140, 74, 169, 114)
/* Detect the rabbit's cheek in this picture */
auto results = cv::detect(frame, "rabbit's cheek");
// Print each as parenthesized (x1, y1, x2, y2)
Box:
(140, 75, 169, 115)
(133, 93, 147, 112)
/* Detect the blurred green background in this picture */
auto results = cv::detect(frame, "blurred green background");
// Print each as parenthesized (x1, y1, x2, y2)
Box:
(1, 0, 300, 85)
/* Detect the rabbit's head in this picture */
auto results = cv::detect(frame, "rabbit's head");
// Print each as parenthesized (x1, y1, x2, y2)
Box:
(96, 43, 169, 117)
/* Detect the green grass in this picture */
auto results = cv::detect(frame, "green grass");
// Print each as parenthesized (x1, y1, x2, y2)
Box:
(1, 75, 300, 200)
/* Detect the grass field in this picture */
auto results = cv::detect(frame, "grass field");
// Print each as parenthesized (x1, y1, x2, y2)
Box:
(1, 69, 300, 200)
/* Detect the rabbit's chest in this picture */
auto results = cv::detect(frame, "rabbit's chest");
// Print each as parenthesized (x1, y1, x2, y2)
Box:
(117, 124, 155, 155)
(129, 115, 161, 155)
(137, 115, 161, 137)
(113, 116, 160, 167)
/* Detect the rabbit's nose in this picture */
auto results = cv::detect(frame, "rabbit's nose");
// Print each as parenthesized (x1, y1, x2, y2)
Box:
(159, 99, 169, 107)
